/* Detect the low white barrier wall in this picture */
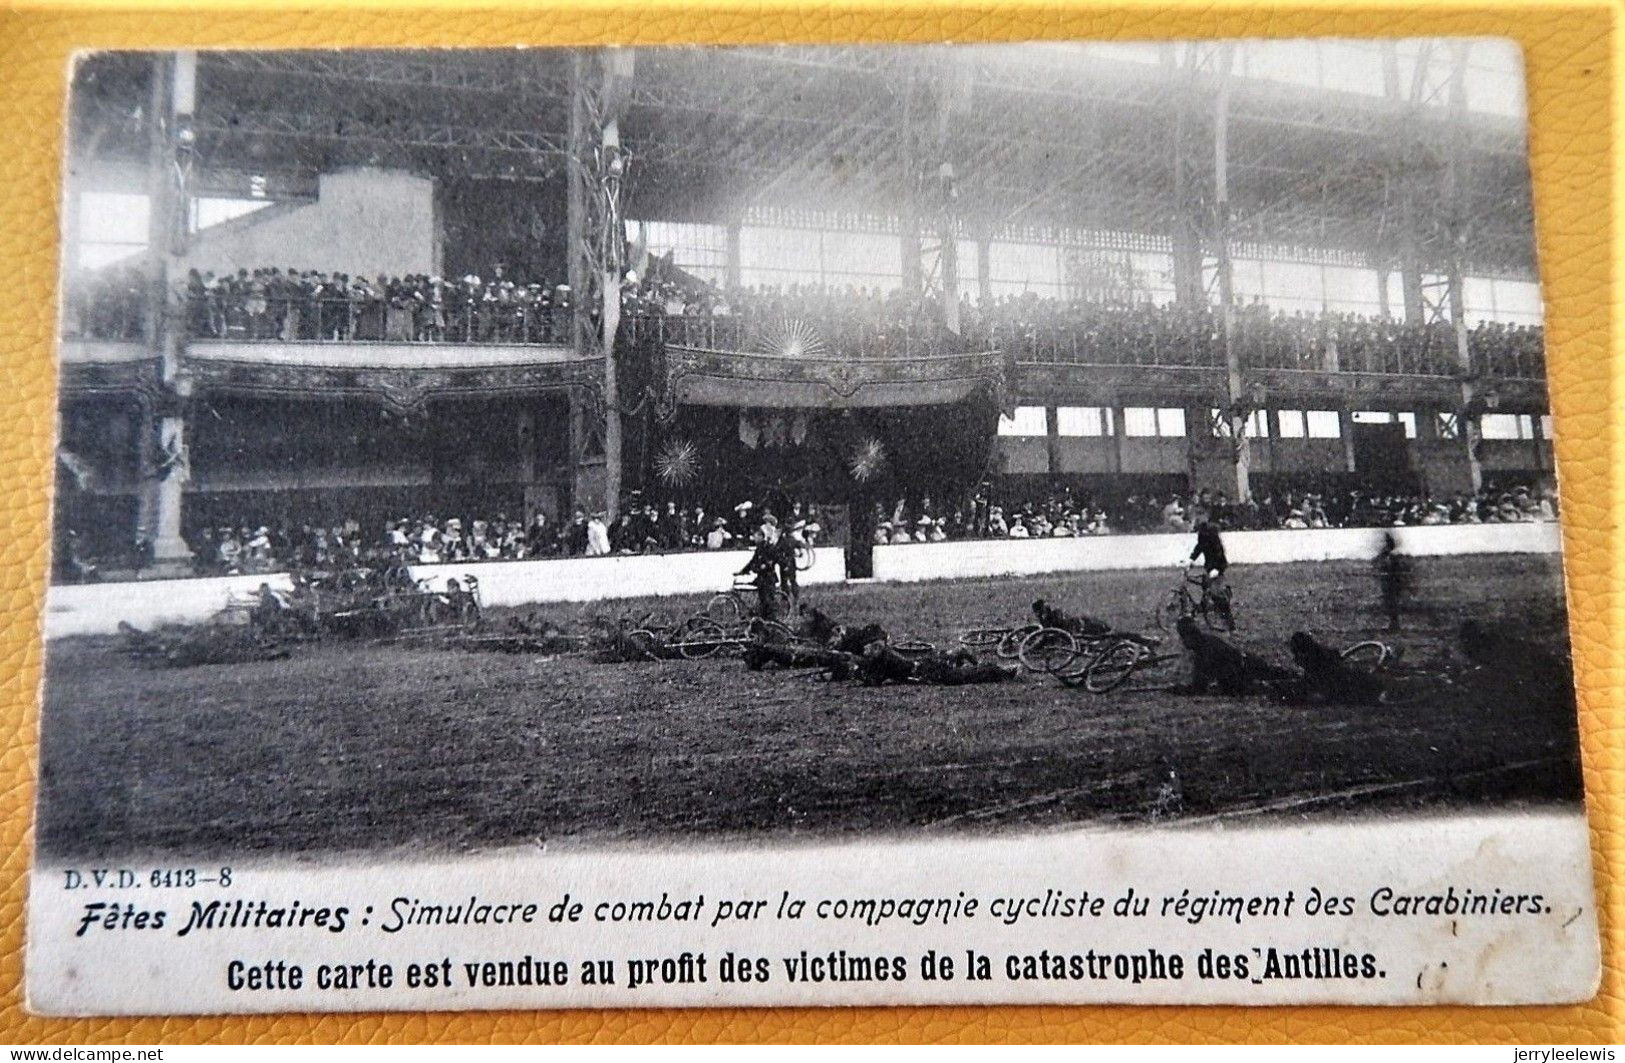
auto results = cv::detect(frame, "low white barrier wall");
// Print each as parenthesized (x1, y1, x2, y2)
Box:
(43, 547, 847, 638)
(868, 521, 1561, 583)
(412, 546, 847, 609)
(43, 526, 1559, 639)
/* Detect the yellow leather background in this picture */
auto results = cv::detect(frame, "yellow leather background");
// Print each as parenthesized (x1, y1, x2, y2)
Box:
(0, 0, 1617, 1044)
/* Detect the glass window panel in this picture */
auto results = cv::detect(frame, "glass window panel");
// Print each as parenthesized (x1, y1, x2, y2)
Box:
(997, 405, 1049, 436)
(1277, 409, 1306, 439)
(1229, 258, 1268, 301)
(1056, 406, 1107, 437)
(1128, 251, 1175, 302)
(1463, 276, 1497, 318)
(1492, 279, 1543, 320)
(821, 230, 902, 280)
(1123, 407, 1159, 437)
(1323, 265, 1381, 311)
(1385, 272, 1407, 317)
(988, 240, 1062, 293)
(193, 197, 272, 231)
(1156, 407, 1187, 437)
(1480, 413, 1521, 440)
(80, 192, 149, 246)
(1306, 410, 1342, 438)
(78, 244, 144, 270)
(1398, 412, 1418, 438)
(1260, 261, 1324, 304)
(740, 226, 823, 277)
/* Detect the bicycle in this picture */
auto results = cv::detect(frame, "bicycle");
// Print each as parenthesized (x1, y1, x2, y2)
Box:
(707, 576, 792, 624)
(670, 612, 797, 660)
(791, 522, 820, 572)
(1154, 566, 1235, 633)
(959, 623, 1043, 661)
(1016, 625, 1123, 675)
(1074, 636, 1181, 693)
(1336, 639, 1436, 706)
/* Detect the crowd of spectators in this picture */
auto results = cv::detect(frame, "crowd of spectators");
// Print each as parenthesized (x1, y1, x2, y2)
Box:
(897, 478, 1558, 545)
(68, 264, 1544, 380)
(69, 265, 149, 341)
(625, 275, 1546, 378)
(183, 498, 825, 577)
(66, 265, 573, 345)
(176, 476, 1556, 579)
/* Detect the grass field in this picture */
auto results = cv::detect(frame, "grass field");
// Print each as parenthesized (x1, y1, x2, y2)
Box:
(36, 554, 1582, 862)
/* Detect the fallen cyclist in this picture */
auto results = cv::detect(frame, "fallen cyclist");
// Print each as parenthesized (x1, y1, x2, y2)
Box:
(742, 637, 859, 680)
(1031, 597, 1112, 639)
(791, 602, 889, 656)
(1174, 616, 1294, 696)
(857, 642, 1018, 687)
(1281, 631, 1387, 705)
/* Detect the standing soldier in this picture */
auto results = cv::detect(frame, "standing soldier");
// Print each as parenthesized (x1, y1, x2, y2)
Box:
(737, 514, 786, 619)
(1373, 531, 1411, 632)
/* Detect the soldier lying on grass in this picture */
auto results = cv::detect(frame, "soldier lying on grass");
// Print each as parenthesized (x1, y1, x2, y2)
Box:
(1174, 616, 1295, 696)
(857, 643, 1018, 687)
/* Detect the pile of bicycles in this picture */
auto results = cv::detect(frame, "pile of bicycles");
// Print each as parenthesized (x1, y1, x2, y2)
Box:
(957, 622, 1175, 693)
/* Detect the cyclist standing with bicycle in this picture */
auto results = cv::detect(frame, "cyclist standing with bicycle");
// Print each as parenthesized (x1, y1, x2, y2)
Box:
(737, 514, 790, 619)
(1187, 518, 1234, 627)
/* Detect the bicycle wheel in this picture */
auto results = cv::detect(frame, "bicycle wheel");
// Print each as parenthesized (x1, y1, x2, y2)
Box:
(674, 616, 727, 660)
(1054, 641, 1098, 686)
(1340, 640, 1393, 673)
(706, 592, 742, 623)
(959, 627, 1009, 649)
(795, 542, 816, 572)
(624, 629, 663, 661)
(1154, 592, 1183, 632)
(1019, 627, 1078, 673)
(1083, 638, 1147, 694)
(997, 623, 1040, 660)
(746, 617, 794, 644)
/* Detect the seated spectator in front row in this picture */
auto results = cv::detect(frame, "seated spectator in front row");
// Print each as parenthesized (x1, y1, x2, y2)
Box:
(705, 517, 733, 551)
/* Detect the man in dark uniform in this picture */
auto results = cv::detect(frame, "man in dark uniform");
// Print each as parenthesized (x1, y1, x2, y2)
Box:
(772, 516, 800, 602)
(737, 518, 785, 620)
(1188, 519, 1233, 627)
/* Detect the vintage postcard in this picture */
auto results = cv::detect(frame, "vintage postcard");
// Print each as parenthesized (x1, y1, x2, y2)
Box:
(29, 40, 1598, 1014)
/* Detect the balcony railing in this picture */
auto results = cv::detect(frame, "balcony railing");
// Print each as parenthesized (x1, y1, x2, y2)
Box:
(178, 295, 575, 345)
(632, 313, 977, 361)
(61, 294, 1547, 383)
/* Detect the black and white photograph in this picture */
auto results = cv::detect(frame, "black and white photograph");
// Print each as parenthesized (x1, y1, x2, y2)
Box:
(30, 40, 1599, 1014)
